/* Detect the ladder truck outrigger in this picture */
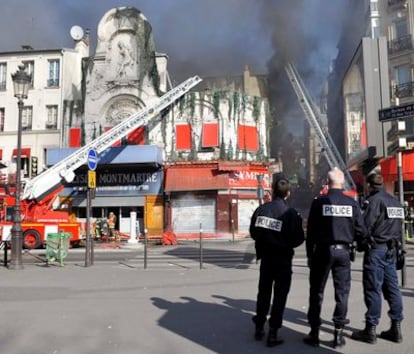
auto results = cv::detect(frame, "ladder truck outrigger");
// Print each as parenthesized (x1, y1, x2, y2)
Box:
(0, 75, 202, 248)
(285, 62, 357, 198)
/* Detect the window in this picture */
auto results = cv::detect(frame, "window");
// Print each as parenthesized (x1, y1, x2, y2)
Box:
(69, 128, 81, 147)
(397, 65, 410, 84)
(23, 60, 34, 88)
(127, 126, 146, 145)
(395, 18, 408, 38)
(0, 63, 6, 90)
(46, 105, 58, 129)
(47, 59, 60, 87)
(22, 106, 33, 130)
(175, 123, 192, 150)
(237, 125, 258, 151)
(201, 122, 219, 148)
(0, 108, 4, 132)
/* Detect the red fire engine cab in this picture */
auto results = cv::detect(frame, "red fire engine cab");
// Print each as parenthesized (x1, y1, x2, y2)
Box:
(0, 185, 84, 249)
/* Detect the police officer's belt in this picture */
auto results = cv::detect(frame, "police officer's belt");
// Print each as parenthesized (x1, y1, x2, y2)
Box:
(317, 243, 350, 250)
(371, 242, 388, 249)
(329, 244, 349, 250)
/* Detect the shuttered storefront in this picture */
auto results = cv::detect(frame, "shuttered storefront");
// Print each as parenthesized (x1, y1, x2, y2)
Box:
(237, 199, 259, 234)
(172, 196, 216, 233)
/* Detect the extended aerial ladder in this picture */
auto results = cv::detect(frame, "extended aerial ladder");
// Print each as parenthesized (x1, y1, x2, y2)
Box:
(23, 75, 202, 201)
(285, 62, 356, 191)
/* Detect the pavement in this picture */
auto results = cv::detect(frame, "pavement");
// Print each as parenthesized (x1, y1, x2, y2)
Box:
(0, 240, 414, 354)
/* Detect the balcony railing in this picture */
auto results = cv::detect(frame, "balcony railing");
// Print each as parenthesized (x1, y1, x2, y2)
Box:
(388, 34, 413, 54)
(393, 81, 414, 99)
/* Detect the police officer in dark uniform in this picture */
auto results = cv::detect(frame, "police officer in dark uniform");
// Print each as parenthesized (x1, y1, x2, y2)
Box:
(352, 173, 404, 344)
(250, 178, 305, 347)
(304, 167, 367, 348)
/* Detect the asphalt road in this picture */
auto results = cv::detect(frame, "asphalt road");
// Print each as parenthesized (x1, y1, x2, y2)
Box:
(1, 239, 414, 353)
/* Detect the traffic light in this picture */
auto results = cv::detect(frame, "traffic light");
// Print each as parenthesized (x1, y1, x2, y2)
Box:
(31, 156, 38, 177)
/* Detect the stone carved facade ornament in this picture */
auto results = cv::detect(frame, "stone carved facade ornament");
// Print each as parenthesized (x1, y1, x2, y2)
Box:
(84, 7, 162, 143)
(106, 98, 139, 126)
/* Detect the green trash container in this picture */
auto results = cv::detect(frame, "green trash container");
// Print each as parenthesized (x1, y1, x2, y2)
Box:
(46, 232, 71, 266)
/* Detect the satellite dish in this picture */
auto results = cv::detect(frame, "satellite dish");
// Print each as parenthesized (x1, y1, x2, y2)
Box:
(70, 25, 84, 41)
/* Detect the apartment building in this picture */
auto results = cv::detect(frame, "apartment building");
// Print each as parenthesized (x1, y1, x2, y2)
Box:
(0, 38, 89, 183)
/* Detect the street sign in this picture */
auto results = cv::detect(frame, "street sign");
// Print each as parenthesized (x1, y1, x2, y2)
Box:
(87, 149, 98, 171)
(379, 103, 414, 122)
(88, 170, 96, 189)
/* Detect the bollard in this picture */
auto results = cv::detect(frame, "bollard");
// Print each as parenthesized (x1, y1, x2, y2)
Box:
(3, 241, 8, 267)
(231, 219, 235, 242)
(144, 228, 148, 269)
(199, 223, 203, 269)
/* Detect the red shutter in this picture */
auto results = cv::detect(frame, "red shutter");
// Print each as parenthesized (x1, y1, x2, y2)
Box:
(238, 125, 258, 151)
(127, 126, 146, 145)
(176, 124, 192, 150)
(202, 123, 219, 147)
(69, 128, 81, 148)
(0, 149, 2, 160)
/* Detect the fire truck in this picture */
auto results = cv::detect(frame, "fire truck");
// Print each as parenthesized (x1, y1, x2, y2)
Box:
(285, 62, 358, 198)
(0, 75, 202, 248)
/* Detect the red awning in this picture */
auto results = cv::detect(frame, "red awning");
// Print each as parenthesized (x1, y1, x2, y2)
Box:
(380, 151, 414, 182)
(202, 122, 219, 147)
(165, 166, 228, 192)
(12, 148, 31, 158)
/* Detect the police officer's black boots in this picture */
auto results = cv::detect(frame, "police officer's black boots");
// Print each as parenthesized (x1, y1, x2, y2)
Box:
(351, 323, 377, 344)
(252, 316, 265, 340)
(266, 327, 284, 347)
(333, 326, 346, 348)
(303, 327, 320, 347)
(254, 326, 265, 341)
(380, 320, 403, 343)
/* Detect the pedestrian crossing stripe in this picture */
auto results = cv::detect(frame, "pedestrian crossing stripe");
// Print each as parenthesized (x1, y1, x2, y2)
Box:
(322, 205, 353, 217)
(255, 216, 283, 232)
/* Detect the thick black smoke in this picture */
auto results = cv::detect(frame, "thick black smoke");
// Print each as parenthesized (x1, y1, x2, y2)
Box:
(258, 1, 347, 174)
(0, 0, 272, 83)
(0, 0, 346, 159)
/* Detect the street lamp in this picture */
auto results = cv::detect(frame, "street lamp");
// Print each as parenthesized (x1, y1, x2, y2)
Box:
(10, 64, 31, 269)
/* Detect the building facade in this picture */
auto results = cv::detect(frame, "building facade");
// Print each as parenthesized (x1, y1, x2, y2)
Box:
(0, 40, 89, 181)
(1, 6, 272, 239)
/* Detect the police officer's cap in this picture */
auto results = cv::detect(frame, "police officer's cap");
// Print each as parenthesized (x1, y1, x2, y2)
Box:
(366, 173, 383, 187)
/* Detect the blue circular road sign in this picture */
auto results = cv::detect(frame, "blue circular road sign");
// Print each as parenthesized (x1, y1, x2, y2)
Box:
(87, 149, 98, 171)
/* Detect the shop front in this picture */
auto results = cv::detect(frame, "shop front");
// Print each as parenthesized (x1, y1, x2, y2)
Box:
(380, 150, 414, 198)
(47, 145, 164, 237)
(164, 162, 270, 239)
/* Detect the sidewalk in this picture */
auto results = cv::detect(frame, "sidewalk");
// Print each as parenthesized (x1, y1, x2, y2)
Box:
(0, 247, 413, 354)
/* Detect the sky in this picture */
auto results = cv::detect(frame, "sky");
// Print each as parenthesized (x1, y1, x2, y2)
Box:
(0, 0, 348, 133)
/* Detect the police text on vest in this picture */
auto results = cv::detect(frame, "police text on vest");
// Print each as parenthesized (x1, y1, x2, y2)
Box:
(255, 216, 283, 232)
(386, 207, 404, 219)
(322, 205, 353, 217)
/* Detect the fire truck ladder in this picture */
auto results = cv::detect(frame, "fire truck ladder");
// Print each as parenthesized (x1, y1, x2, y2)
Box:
(23, 75, 202, 201)
(285, 62, 356, 191)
